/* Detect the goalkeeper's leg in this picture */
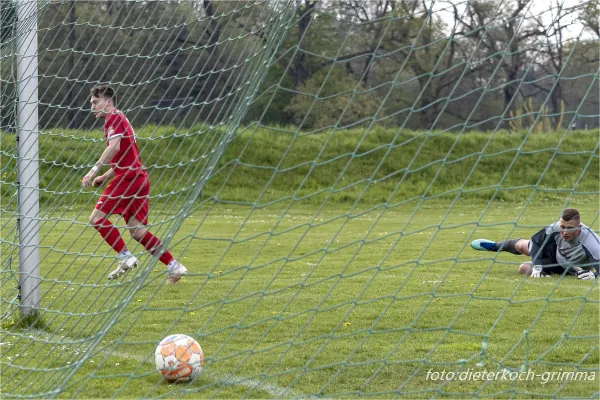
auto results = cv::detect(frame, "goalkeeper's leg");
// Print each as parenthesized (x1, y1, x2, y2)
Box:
(471, 238, 530, 255)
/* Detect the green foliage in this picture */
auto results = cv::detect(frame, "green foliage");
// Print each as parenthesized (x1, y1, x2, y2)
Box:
(3, 1, 598, 132)
(286, 68, 384, 129)
(24, 1, 275, 129)
(244, 63, 295, 125)
(0, 0, 15, 49)
(0, 0, 17, 132)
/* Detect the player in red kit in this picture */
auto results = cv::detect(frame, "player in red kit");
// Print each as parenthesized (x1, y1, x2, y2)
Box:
(82, 84, 187, 283)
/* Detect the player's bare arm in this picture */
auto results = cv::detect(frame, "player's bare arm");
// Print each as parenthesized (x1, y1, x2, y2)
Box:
(93, 168, 115, 187)
(82, 136, 121, 188)
(86, 84, 187, 284)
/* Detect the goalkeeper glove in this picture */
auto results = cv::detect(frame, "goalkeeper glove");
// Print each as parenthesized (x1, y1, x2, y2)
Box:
(531, 265, 544, 278)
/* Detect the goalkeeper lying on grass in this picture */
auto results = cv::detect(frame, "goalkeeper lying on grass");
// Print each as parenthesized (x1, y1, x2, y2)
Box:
(472, 208, 599, 280)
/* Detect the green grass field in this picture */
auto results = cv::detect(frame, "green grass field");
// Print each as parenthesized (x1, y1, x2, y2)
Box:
(2, 126, 598, 397)
(1, 200, 598, 398)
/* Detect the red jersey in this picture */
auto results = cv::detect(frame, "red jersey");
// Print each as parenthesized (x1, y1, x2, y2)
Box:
(104, 111, 145, 179)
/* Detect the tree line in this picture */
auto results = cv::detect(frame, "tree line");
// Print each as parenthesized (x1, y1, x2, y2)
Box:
(1, 0, 598, 132)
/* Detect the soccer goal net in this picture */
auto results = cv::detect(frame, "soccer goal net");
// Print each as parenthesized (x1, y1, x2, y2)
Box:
(1, 0, 598, 398)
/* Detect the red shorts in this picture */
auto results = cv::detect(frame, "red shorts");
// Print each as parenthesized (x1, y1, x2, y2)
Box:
(96, 173, 150, 224)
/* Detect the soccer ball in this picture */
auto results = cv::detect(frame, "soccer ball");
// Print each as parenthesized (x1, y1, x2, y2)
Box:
(155, 334, 204, 383)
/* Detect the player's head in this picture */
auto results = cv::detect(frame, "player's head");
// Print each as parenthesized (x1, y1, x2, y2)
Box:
(90, 84, 117, 119)
(559, 208, 581, 242)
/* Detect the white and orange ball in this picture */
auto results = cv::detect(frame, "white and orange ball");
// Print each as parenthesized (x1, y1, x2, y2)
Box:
(155, 334, 204, 383)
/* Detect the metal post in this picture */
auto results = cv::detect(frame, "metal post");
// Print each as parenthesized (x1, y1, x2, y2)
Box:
(16, 0, 40, 315)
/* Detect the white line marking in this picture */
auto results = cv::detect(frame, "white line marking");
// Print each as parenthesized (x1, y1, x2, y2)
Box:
(1, 330, 308, 398)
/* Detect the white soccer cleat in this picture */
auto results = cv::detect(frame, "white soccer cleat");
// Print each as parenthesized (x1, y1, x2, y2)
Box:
(167, 262, 187, 284)
(108, 256, 139, 280)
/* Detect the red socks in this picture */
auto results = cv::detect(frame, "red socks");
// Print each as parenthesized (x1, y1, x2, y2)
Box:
(93, 218, 126, 253)
(135, 231, 174, 265)
(94, 218, 174, 266)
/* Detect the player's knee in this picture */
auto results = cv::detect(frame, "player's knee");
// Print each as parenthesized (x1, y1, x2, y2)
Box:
(130, 228, 146, 241)
(90, 215, 103, 227)
(516, 240, 530, 255)
(519, 262, 533, 275)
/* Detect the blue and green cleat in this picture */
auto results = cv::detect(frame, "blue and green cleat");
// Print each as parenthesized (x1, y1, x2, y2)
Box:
(471, 239, 497, 252)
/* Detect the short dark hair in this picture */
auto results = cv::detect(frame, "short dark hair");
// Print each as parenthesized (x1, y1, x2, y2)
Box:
(561, 208, 580, 222)
(90, 84, 117, 105)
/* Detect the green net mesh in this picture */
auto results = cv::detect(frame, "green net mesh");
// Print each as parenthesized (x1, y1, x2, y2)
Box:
(1, 0, 599, 398)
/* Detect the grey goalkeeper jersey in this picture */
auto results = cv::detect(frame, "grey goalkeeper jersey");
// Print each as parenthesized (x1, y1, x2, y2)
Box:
(545, 222, 600, 268)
